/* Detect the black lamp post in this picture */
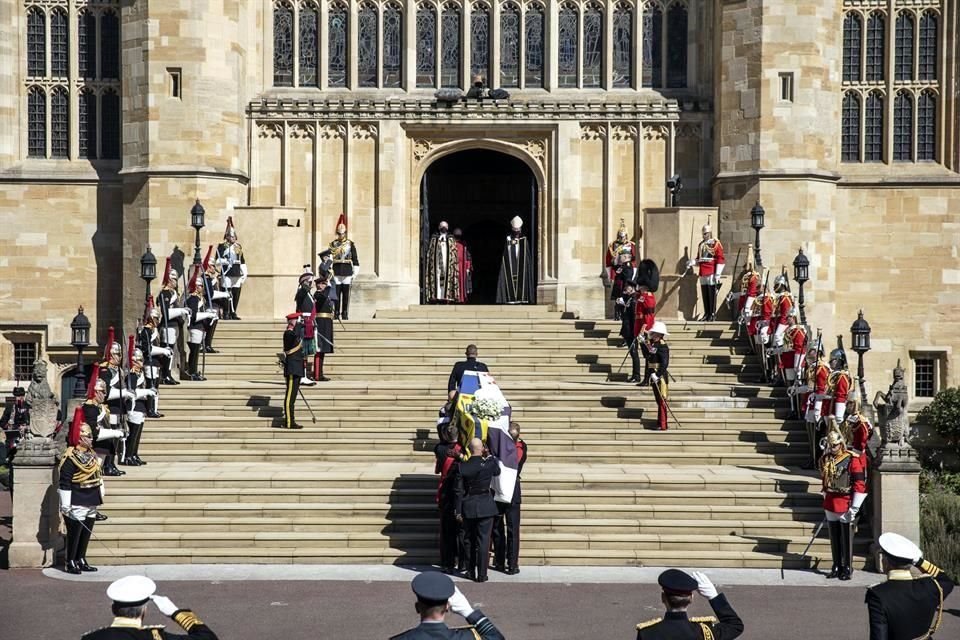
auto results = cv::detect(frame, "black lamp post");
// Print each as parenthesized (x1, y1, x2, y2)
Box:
(792, 247, 810, 325)
(190, 199, 205, 266)
(70, 306, 91, 398)
(750, 201, 765, 269)
(140, 244, 157, 300)
(850, 309, 872, 387)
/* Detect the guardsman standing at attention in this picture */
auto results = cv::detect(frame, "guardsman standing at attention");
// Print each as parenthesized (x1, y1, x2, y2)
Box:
(845, 398, 875, 456)
(640, 321, 671, 431)
(390, 572, 504, 640)
(688, 219, 725, 321)
(184, 266, 218, 382)
(295, 267, 317, 386)
(819, 420, 868, 581)
(281, 313, 305, 430)
(123, 337, 155, 467)
(799, 344, 830, 465)
(781, 313, 807, 417)
(216, 216, 247, 320)
(619, 282, 642, 383)
(59, 415, 104, 574)
(825, 342, 854, 422)
(737, 245, 760, 330)
(606, 219, 638, 320)
(771, 269, 794, 350)
(636, 569, 744, 640)
(318, 214, 359, 320)
(98, 328, 130, 476)
(867, 532, 955, 640)
(157, 258, 189, 381)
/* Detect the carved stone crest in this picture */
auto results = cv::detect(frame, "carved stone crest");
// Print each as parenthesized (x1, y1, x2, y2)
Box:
(873, 360, 909, 447)
(24, 359, 59, 439)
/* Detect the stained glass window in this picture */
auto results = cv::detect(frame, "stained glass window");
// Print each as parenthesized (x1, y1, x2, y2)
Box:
(329, 3, 349, 87)
(642, 5, 662, 88)
(918, 12, 937, 81)
(101, 89, 121, 159)
(917, 91, 936, 161)
(441, 6, 461, 88)
(582, 5, 603, 88)
(51, 86, 68, 159)
(51, 9, 69, 78)
(499, 4, 520, 88)
(864, 91, 883, 161)
(841, 92, 861, 162)
(612, 5, 632, 88)
(471, 5, 491, 83)
(842, 13, 862, 83)
(558, 5, 578, 88)
(383, 4, 403, 88)
(27, 8, 45, 77)
(524, 5, 544, 88)
(866, 13, 884, 82)
(666, 4, 687, 88)
(78, 10, 96, 79)
(273, 4, 294, 86)
(358, 5, 378, 87)
(895, 12, 914, 82)
(416, 5, 437, 87)
(79, 89, 97, 159)
(101, 10, 120, 80)
(893, 92, 913, 161)
(28, 87, 45, 158)
(299, 4, 319, 87)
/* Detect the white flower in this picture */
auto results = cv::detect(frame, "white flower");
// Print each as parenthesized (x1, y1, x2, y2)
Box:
(469, 397, 503, 421)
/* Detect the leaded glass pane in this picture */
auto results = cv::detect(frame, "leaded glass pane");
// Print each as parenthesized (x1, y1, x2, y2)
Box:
(865, 92, 883, 161)
(51, 9, 69, 78)
(299, 5, 319, 87)
(79, 90, 97, 159)
(500, 5, 520, 88)
(441, 7, 461, 88)
(895, 13, 914, 82)
(358, 5, 378, 87)
(102, 89, 121, 159)
(471, 6, 491, 83)
(51, 87, 68, 159)
(416, 6, 437, 88)
(866, 13, 884, 82)
(917, 92, 936, 161)
(666, 4, 687, 88)
(558, 6, 578, 88)
(841, 93, 861, 162)
(273, 5, 294, 86)
(642, 6, 662, 88)
(78, 11, 96, 79)
(101, 10, 120, 80)
(582, 6, 603, 88)
(524, 6, 544, 88)
(329, 4, 349, 88)
(893, 92, 913, 161)
(27, 8, 45, 77)
(842, 13, 862, 83)
(383, 5, 403, 88)
(28, 87, 45, 158)
(919, 12, 937, 81)
(613, 6, 632, 88)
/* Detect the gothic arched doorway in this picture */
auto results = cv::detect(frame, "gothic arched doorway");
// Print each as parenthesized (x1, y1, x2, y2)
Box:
(419, 149, 538, 304)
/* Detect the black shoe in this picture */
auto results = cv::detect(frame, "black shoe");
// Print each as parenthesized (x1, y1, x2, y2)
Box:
(161, 376, 178, 386)
(442, 566, 457, 574)
(492, 563, 505, 573)
(289, 423, 304, 430)
(476, 575, 488, 583)
(119, 458, 139, 467)
(342, 314, 348, 321)
(147, 412, 163, 419)
(77, 559, 98, 572)
(467, 571, 477, 582)
(103, 465, 123, 477)
(506, 566, 520, 575)
(626, 375, 641, 383)
(318, 376, 331, 382)
(839, 568, 852, 581)
(826, 565, 840, 579)
(189, 374, 207, 382)
(132, 456, 146, 466)
(204, 346, 219, 354)
(65, 561, 81, 575)
(334, 313, 340, 321)
(95, 513, 108, 522)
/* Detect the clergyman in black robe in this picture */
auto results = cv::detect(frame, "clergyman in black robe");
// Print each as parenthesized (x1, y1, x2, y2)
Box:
(496, 216, 535, 304)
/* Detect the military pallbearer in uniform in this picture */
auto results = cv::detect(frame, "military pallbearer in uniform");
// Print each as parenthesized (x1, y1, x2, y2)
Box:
(636, 569, 744, 640)
(391, 572, 504, 640)
(318, 214, 359, 320)
(818, 420, 868, 580)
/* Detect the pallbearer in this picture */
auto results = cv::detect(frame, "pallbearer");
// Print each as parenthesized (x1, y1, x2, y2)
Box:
(216, 216, 247, 319)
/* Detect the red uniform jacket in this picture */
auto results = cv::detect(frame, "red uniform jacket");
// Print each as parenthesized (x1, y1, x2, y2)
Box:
(634, 291, 656, 336)
(747, 294, 774, 336)
(781, 325, 807, 369)
(696, 239, 725, 277)
(606, 241, 637, 281)
(828, 370, 853, 404)
(821, 451, 867, 513)
(848, 414, 873, 453)
(776, 293, 794, 326)
(738, 272, 760, 312)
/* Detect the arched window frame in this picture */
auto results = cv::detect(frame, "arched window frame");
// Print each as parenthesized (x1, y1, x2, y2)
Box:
(298, 0, 320, 88)
(916, 89, 937, 162)
(416, 2, 439, 88)
(522, 1, 545, 89)
(581, 2, 604, 89)
(641, 1, 663, 88)
(50, 8, 69, 79)
(27, 85, 46, 158)
(100, 9, 120, 80)
(894, 10, 914, 83)
(382, 2, 404, 88)
(865, 12, 884, 83)
(469, 2, 492, 84)
(27, 7, 46, 78)
(499, 2, 521, 89)
(841, 91, 861, 162)
(78, 9, 97, 80)
(78, 88, 97, 160)
(50, 85, 69, 159)
(273, 1, 295, 86)
(328, 1, 350, 88)
(665, 0, 687, 89)
(918, 10, 938, 82)
(893, 89, 913, 161)
(842, 12, 862, 83)
(101, 88, 121, 160)
(440, 2, 462, 88)
(557, 2, 579, 88)
(612, 2, 634, 89)
(864, 90, 884, 162)
(357, 2, 379, 87)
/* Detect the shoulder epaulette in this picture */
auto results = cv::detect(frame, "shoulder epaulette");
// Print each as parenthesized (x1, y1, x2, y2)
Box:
(636, 618, 663, 630)
(690, 616, 718, 623)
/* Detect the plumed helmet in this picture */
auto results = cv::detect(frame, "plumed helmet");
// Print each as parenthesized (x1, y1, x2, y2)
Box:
(132, 348, 144, 365)
(825, 422, 846, 449)
(773, 272, 790, 293)
(829, 348, 847, 369)
(224, 216, 237, 241)
(745, 243, 755, 270)
(617, 218, 628, 240)
(84, 363, 101, 399)
(93, 377, 107, 399)
(68, 407, 91, 447)
(202, 245, 214, 273)
(335, 213, 347, 235)
(701, 223, 711, 236)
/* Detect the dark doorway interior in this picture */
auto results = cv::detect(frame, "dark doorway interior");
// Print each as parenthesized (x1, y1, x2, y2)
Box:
(420, 149, 537, 304)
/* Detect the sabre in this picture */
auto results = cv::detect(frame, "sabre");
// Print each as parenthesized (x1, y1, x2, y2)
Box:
(297, 387, 317, 423)
(616, 336, 639, 376)
(650, 376, 683, 429)
(800, 518, 826, 560)
(74, 517, 121, 560)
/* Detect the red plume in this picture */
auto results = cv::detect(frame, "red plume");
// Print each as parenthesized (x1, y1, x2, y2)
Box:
(143, 295, 155, 324)
(188, 264, 200, 292)
(202, 245, 214, 271)
(103, 327, 115, 361)
(225, 216, 235, 237)
(335, 213, 347, 233)
(68, 407, 85, 447)
(162, 257, 172, 287)
(128, 334, 135, 368)
(85, 363, 101, 400)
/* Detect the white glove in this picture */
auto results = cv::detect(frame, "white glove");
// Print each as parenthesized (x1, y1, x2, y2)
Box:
(352, 266, 360, 277)
(692, 571, 719, 600)
(58, 489, 71, 513)
(715, 264, 725, 278)
(842, 507, 858, 523)
(616, 298, 624, 306)
(151, 595, 179, 617)
(136, 388, 157, 399)
(447, 586, 475, 618)
(122, 389, 135, 400)
(786, 386, 796, 397)
(686, 260, 696, 270)
(650, 373, 659, 383)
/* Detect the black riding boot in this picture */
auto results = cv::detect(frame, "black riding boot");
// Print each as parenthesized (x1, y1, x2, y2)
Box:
(700, 285, 710, 320)
(64, 518, 81, 574)
(187, 344, 205, 381)
(340, 285, 351, 320)
(76, 517, 98, 572)
(334, 285, 344, 319)
(123, 423, 143, 465)
(827, 521, 842, 578)
(839, 523, 853, 580)
(231, 288, 242, 319)
(204, 321, 218, 353)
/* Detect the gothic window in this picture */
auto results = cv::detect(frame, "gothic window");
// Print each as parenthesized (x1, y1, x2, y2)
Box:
(918, 12, 937, 81)
(895, 12, 914, 82)
(299, 3, 319, 87)
(612, 5, 632, 88)
(416, 5, 437, 88)
(440, 5, 461, 88)
(79, 89, 97, 159)
(524, 5, 544, 88)
(27, 7, 45, 77)
(557, 5, 578, 88)
(582, 4, 603, 88)
(328, 3, 349, 87)
(471, 5, 491, 83)
(273, 4, 294, 86)
(383, 4, 403, 88)
(499, 4, 520, 88)
(864, 91, 883, 162)
(842, 13, 862, 83)
(78, 10, 96, 79)
(358, 4, 378, 87)
(101, 10, 120, 80)
(51, 9, 69, 78)
(50, 86, 68, 159)
(101, 89, 121, 159)
(917, 91, 936, 161)
(893, 91, 913, 161)
(866, 13, 884, 82)
(642, 5, 662, 88)
(27, 87, 45, 158)
(666, 3, 687, 88)
(841, 92, 861, 162)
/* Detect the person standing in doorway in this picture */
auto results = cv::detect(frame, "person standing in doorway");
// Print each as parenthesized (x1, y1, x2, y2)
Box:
(425, 221, 460, 304)
(452, 228, 473, 303)
(496, 216, 535, 304)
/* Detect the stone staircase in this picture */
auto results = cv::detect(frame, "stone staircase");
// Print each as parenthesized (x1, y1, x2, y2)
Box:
(87, 306, 869, 568)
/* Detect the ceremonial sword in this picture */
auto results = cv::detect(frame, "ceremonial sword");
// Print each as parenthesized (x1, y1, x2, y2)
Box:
(800, 518, 826, 560)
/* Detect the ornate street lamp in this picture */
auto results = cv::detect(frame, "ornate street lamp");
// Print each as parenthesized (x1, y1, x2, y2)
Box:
(140, 244, 157, 300)
(850, 309, 872, 388)
(70, 306, 91, 398)
(750, 201, 765, 269)
(792, 247, 810, 325)
(190, 199, 205, 266)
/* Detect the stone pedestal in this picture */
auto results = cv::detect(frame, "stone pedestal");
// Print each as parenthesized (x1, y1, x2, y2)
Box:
(8, 438, 60, 567)
(233, 206, 307, 319)
(871, 445, 921, 568)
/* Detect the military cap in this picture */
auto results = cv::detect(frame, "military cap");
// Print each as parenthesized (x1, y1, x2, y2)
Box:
(411, 572, 455, 603)
(286, 312, 301, 321)
(106, 575, 156, 606)
(12, 387, 25, 397)
(658, 569, 698, 595)
(878, 532, 921, 564)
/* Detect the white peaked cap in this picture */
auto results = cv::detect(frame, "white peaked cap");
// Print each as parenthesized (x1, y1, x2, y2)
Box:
(649, 321, 670, 337)
(510, 216, 523, 229)
(106, 575, 157, 604)
(878, 532, 921, 562)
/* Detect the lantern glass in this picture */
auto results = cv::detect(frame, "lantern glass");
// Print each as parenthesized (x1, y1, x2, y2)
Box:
(70, 306, 91, 348)
(793, 248, 809, 283)
(140, 245, 157, 281)
(850, 310, 872, 354)
(750, 202, 765, 230)
(190, 200, 206, 230)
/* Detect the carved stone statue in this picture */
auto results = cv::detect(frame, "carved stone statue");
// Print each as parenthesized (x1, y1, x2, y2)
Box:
(23, 358, 60, 439)
(873, 359, 909, 447)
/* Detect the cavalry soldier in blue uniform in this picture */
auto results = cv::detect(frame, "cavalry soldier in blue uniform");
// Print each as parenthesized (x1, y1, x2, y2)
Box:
(390, 572, 504, 640)
(216, 216, 246, 320)
(59, 416, 104, 574)
(636, 569, 744, 640)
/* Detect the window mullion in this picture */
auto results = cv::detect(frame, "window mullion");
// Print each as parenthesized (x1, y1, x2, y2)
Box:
(293, 5, 300, 87)
(911, 90, 918, 162)
(912, 10, 919, 83)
